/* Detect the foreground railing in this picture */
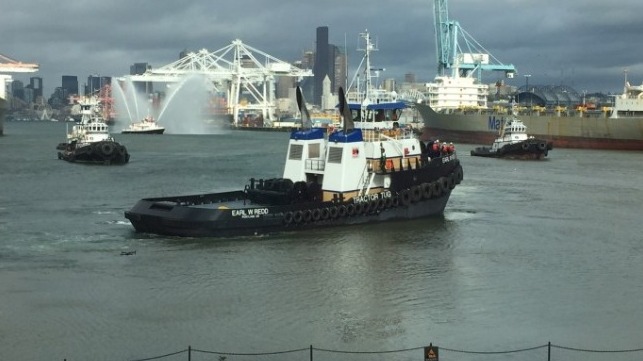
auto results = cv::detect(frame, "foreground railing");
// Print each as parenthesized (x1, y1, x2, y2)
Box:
(118, 342, 643, 361)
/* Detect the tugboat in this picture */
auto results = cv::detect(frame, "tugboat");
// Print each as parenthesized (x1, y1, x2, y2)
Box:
(470, 116, 553, 159)
(121, 115, 165, 134)
(125, 84, 462, 237)
(124, 32, 463, 238)
(56, 97, 130, 165)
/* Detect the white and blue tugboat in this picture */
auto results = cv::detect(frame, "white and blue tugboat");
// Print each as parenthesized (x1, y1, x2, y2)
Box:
(470, 116, 553, 159)
(56, 96, 130, 165)
(124, 31, 462, 237)
(125, 85, 462, 237)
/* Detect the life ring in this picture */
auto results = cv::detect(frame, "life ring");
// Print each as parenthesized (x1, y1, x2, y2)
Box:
(410, 186, 423, 202)
(538, 142, 547, 151)
(338, 205, 348, 217)
(312, 208, 322, 221)
(399, 189, 412, 206)
(521, 143, 529, 151)
(421, 183, 433, 199)
(118, 146, 127, 156)
(283, 212, 294, 225)
(329, 206, 339, 219)
(347, 204, 356, 216)
(101, 142, 114, 156)
(303, 209, 312, 223)
(293, 210, 304, 223)
(320, 208, 330, 220)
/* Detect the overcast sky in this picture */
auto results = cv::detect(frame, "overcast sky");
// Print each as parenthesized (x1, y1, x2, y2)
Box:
(3, 0, 643, 97)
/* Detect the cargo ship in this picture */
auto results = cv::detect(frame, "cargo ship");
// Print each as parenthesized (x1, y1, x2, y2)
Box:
(416, 1, 643, 150)
(415, 78, 643, 151)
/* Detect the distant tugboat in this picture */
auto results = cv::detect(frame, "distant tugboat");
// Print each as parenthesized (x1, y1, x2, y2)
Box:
(122, 116, 165, 134)
(470, 116, 553, 159)
(56, 97, 130, 165)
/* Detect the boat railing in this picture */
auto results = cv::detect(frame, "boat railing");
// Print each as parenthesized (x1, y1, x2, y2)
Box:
(361, 128, 415, 142)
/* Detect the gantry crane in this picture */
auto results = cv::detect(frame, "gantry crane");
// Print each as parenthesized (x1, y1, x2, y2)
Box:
(0, 53, 39, 100)
(123, 39, 312, 126)
(433, 0, 516, 80)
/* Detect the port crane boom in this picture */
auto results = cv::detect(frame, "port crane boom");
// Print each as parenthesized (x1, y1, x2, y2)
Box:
(433, 0, 516, 80)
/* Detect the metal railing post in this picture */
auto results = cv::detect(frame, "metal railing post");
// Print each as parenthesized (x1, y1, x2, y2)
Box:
(547, 341, 551, 361)
(310, 344, 313, 361)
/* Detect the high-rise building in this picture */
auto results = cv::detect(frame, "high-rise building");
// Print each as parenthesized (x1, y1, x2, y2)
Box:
(29, 77, 43, 99)
(333, 47, 347, 92)
(86, 75, 110, 95)
(10, 80, 25, 101)
(313, 26, 330, 106)
(404, 73, 417, 84)
(62, 75, 79, 96)
(301, 51, 314, 70)
(130, 62, 153, 93)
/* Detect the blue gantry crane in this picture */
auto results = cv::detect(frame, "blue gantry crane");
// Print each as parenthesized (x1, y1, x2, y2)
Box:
(433, 0, 516, 80)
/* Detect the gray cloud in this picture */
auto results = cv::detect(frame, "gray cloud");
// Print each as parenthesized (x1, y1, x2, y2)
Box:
(3, 0, 643, 97)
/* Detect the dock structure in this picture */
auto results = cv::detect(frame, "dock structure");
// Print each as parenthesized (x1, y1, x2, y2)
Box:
(0, 53, 39, 135)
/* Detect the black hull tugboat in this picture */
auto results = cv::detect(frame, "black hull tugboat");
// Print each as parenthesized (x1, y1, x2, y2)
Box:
(470, 116, 553, 160)
(124, 31, 463, 238)
(125, 88, 462, 237)
(56, 96, 130, 165)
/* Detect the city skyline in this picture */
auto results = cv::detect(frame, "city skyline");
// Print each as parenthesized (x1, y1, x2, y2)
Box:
(3, 0, 643, 97)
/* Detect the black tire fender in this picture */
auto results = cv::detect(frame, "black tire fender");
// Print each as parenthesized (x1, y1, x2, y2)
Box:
(399, 189, 412, 206)
(283, 212, 294, 225)
(338, 205, 348, 217)
(293, 210, 304, 223)
(438, 177, 449, 194)
(312, 208, 322, 221)
(421, 183, 433, 199)
(410, 186, 422, 202)
(320, 208, 330, 220)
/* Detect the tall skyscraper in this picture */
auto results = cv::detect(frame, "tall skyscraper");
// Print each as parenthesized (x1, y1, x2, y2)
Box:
(333, 46, 347, 92)
(313, 26, 330, 106)
(62, 75, 79, 96)
(10, 80, 25, 101)
(86, 75, 110, 95)
(29, 77, 43, 99)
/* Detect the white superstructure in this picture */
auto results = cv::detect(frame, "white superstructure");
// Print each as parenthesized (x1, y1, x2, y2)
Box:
(424, 75, 488, 111)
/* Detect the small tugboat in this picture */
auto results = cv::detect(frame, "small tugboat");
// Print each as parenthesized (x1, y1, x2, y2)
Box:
(56, 97, 130, 165)
(121, 115, 165, 134)
(470, 116, 553, 159)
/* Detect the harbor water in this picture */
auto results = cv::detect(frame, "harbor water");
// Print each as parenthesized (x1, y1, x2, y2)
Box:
(1, 121, 642, 361)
